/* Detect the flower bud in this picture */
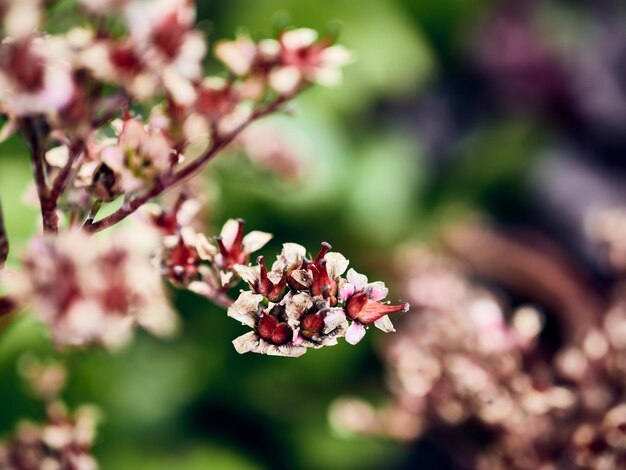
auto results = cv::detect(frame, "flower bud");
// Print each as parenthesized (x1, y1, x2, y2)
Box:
(346, 292, 409, 325)
(165, 238, 200, 285)
(257, 312, 293, 345)
(88, 163, 122, 202)
(257, 256, 287, 302)
(300, 311, 326, 342)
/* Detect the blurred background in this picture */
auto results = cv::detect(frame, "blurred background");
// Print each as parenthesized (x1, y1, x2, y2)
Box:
(2, 0, 626, 468)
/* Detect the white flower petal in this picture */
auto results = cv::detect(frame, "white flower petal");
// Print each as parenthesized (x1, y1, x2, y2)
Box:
(195, 233, 217, 260)
(325, 252, 349, 279)
(284, 292, 313, 328)
(233, 264, 260, 285)
(320, 45, 354, 67)
(267, 343, 308, 358)
(373, 315, 395, 333)
(282, 28, 318, 50)
(227, 292, 262, 327)
(188, 281, 215, 298)
(45, 146, 70, 168)
(232, 331, 261, 354)
(220, 219, 240, 249)
(215, 37, 257, 76)
(243, 230, 273, 254)
(269, 66, 302, 95)
(338, 281, 355, 303)
(272, 243, 306, 271)
(345, 322, 367, 345)
(323, 309, 348, 334)
(346, 268, 368, 291)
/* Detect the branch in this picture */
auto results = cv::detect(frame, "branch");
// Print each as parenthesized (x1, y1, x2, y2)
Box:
(22, 119, 58, 234)
(0, 200, 7, 268)
(83, 95, 290, 233)
(49, 139, 84, 206)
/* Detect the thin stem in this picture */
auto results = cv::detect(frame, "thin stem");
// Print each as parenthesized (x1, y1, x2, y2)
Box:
(22, 119, 58, 234)
(84, 199, 103, 226)
(83, 95, 291, 233)
(49, 139, 84, 206)
(0, 200, 7, 268)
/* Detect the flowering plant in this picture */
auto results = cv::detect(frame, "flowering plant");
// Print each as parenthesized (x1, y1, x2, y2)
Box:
(0, 1, 409, 465)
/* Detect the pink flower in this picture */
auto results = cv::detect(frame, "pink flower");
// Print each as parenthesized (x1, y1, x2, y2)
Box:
(269, 28, 353, 95)
(93, 116, 175, 193)
(212, 219, 272, 270)
(0, 37, 75, 117)
(340, 269, 409, 345)
(228, 292, 307, 357)
(6, 228, 177, 349)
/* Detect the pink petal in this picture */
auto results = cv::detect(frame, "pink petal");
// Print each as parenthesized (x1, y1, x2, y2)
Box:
(339, 283, 355, 302)
(366, 281, 388, 301)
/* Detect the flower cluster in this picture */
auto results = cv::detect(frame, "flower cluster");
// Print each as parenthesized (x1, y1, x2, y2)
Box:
(5, 227, 177, 349)
(331, 239, 626, 469)
(0, 0, 352, 240)
(0, 358, 98, 470)
(228, 243, 409, 357)
(0, 403, 98, 470)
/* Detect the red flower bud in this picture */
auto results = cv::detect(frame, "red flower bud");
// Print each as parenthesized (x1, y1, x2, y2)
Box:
(310, 259, 337, 305)
(271, 322, 293, 345)
(165, 238, 200, 284)
(346, 292, 409, 325)
(300, 311, 326, 342)
(89, 163, 121, 202)
(153, 12, 186, 59)
(7, 41, 45, 91)
(257, 313, 292, 345)
(110, 44, 143, 74)
(257, 256, 287, 302)
(215, 219, 247, 268)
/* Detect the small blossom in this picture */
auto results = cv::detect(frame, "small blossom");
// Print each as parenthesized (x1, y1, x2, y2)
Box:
(215, 35, 258, 76)
(6, 228, 177, 349)
(228, 292, 307, 357)
(0, 37, 75, 117)
(213, 218, 272, 270)
(340, 268, 409, 345)
(0, 402, 99, 470)
(229, 242, 404, 355)
(269, 28, 353, 95)
(95, 117, 174, 193)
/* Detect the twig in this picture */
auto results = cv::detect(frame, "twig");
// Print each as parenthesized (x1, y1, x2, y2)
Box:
(83, 95, 290, 233)
(84, 199, 102, 226)
(22, 119, 58, 234)
(0, 200, 7, 268)
(49, 139, 84, 205)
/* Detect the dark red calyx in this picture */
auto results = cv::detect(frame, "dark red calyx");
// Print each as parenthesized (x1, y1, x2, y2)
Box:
(310, 259, 337, 305)
(300, 311, 326, 342)
(312, 242, 332, 267)
(257, 256, 287, 302)
(8, 40, 45, 91)
(346, 292, 409, 324)
(166, 239, 200, 283)
(110, 43, 142, 73)
(257, 313, 292, 345)
(152, 12, 186, 59)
